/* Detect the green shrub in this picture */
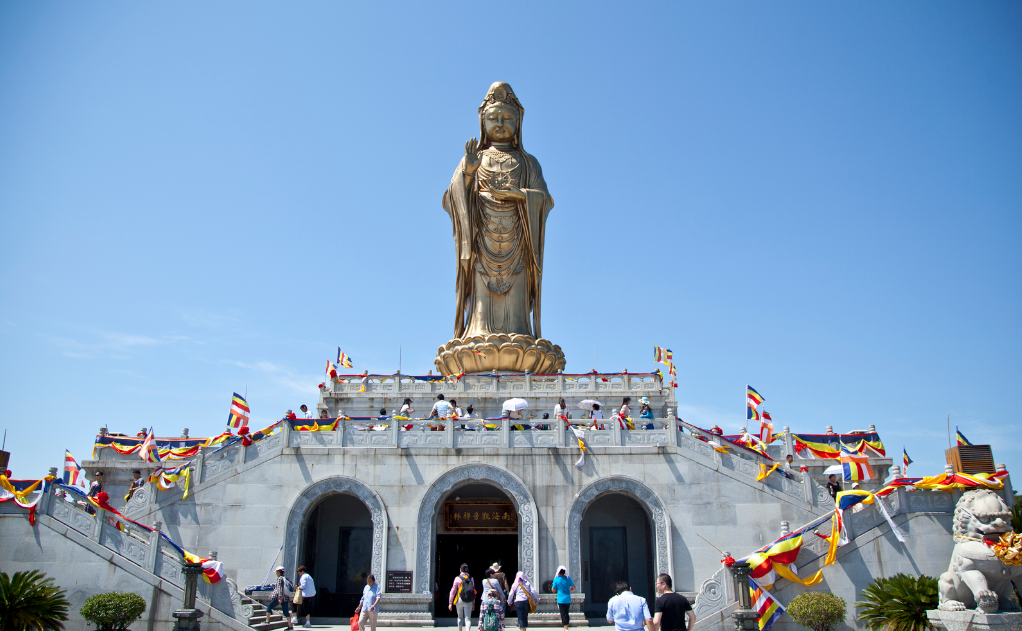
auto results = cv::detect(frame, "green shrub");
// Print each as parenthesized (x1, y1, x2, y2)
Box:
(80, 592, 147, 630)
(856, 573, 938, 631)
(0, 570, 70, 631)
(787, 592, 847, 631)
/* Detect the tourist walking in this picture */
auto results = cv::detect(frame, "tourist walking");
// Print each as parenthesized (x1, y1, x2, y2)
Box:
(606, 581, 651, 631)
(449, 563, 476, 631)
(357, 574, 381, 631)
(652, 574, 693, 631)
(589, 404, 604, 430)
(489, 563, 509, 593)
(507, 571, 539, 631)
(638, 398, 655, 429)
(85, 471, 104, 514)
(478, 568, 505, 631)
(430, 394, 452, 419)
(399, 398, 415, 417)
(295, 566, 316, 628)
(554, 398, 569, 424)
(614, 397, 632, 429)
(265, 567, 294, 630)
(552, 566, 576, 630)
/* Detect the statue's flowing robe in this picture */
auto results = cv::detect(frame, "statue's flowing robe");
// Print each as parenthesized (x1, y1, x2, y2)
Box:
(442, 148, 553, 340)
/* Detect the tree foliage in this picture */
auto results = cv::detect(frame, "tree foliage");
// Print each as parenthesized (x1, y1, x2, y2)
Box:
(79, 592, 146, 631)
(0, 570, 71, 631)
(787, 592, 847, 631)
(856, 573, 938, 631)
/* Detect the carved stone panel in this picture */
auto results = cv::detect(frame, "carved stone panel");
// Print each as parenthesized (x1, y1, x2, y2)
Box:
(511, 431, 557, 447)
(51, 499, 95, 538)
(289, 431, 342, 448)
(623, 430, 669, 446)
(100, 524, 149, 568)
(202, 447, 239, 482)
(399, 432, 446, 447)
(453, 432, 503, 447)
(248, 432, 283, 459)
(415, 464, 538, 591)
(283, 477, 388, 585)
(587, 430, 615, 446)
(565, 476, 672, 584)
(156, 551, 185, 588)
(693, 567, 732, 621)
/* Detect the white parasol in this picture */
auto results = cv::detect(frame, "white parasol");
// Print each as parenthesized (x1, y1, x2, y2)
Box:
(577, 400, 602, 411)
(823, 464, 844, 476)
(502, 398, 529, 412)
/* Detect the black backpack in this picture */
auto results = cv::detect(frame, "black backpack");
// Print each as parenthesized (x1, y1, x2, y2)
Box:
(459, 575, 474, 602)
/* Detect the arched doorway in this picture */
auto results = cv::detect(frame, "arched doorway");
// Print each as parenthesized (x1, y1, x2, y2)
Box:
(414, 463, 539, 606)
(283, 477, 389, 619)
(301, 494, 373, 618)
(579, 494, 655, 617)
(565, 477, 673, 618)
(433, 483, 519, 619)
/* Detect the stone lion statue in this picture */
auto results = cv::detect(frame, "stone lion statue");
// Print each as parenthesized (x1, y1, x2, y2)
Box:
(938, 488, 1022, 612)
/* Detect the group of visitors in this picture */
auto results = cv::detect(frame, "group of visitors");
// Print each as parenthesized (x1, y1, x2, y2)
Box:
(264, 565, 317, 629)
(443, 565, 693, 631)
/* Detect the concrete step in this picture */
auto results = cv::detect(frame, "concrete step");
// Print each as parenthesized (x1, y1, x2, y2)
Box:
(249, 621, 292, 631)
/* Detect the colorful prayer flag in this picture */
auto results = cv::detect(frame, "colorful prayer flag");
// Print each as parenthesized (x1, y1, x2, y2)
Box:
(750, 578, 785, 631)
(326, 360, 338, 379)
(183, 552, 225, 584)
(63, 450, 85, 487)
(653, 345, 673, 366)
(227, 393, 250, 429)
(760, 410, 774, 444)
(337, 347, 353, 369)
(902, 446, 913, 470)
(839, 444, 875, 481)
(956, 426, 973, 446)
(747, 385, 764, 420)
(140, 428, 161, 464)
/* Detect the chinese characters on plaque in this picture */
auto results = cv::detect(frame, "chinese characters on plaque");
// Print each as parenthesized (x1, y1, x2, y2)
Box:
(444, 501, 518, 533)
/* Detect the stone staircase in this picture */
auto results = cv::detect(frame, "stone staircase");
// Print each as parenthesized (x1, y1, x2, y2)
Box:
(244, 596, 292, 631)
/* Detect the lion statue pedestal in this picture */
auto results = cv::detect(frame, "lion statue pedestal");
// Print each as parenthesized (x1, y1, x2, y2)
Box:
(925, 488, 1022, 631)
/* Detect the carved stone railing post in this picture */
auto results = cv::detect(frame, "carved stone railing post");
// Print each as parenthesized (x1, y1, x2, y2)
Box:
(728, 562, 757, 631)
(92, 512, 104, 543)
(194, 446, 206, 486)
(147, 521, 162, 573)
(238, 443, 248, 465)
(43, 467, 58, 516)
(612, 415, 622, 446)
(501, 418, 510, 448)
(390, 417, 399, 448)
(173, 561, 204, 630)
(445, 418, 454, 448)
(666, 419, 678, 449)
(782, 426, 792, 456)
(281, 419, 292, 449)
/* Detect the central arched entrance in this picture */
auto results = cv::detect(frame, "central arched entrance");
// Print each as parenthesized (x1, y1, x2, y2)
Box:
(301, 494, 373, 618)
(433, 482, 519, 619)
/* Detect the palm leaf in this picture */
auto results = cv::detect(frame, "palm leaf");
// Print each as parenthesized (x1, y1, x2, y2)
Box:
(0, 570, 71, 631)
(856, 573, 938, 631)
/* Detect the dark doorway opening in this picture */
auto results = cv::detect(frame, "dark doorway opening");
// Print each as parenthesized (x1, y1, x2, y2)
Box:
(434, 534, 519, 620)
(301, 494, 373, 618)
(580, 494, 654, 618)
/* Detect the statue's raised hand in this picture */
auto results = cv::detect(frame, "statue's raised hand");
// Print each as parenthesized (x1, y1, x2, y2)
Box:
(464, 138, 481, 175)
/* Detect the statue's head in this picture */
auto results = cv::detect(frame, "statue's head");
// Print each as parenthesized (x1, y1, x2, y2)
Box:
(953, 489, 1012, 541)
(478, 82, 524, 149)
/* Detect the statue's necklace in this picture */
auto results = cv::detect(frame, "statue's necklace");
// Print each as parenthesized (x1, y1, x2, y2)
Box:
(485, 147, 517, 164)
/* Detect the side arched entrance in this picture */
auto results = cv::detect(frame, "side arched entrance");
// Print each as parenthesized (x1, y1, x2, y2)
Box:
(565, 477, 673, 616)
(414, 463, 539, 612)
(284, 477, 389, 618)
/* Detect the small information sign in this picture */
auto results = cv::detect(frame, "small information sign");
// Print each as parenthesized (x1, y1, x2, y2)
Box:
(387, 571, 413, 593)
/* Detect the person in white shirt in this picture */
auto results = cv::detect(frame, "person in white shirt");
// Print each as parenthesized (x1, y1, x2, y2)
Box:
(296, 566, 316, 628)
(399, 398, 415, 418)
(590, 404, 604, 430)
(430, 394, 452, 419)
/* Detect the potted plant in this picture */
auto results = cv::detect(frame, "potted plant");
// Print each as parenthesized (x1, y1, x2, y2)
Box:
(0, 570, 70, 631)
(857, 573, 938, 631)
(787, 592, 847, 631)
(80, 592, 146, 631)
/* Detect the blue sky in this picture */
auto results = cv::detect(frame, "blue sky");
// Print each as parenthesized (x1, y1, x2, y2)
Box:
(1, 2, 1019, 481)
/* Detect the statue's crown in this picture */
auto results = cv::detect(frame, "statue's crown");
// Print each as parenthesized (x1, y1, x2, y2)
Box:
(479, 82, 523, 113)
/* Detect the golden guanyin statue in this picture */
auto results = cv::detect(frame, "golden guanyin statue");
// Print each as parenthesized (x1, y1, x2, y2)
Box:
(435, 82, 566, 375)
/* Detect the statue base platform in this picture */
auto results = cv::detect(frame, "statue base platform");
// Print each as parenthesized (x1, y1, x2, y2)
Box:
(435, 333, 566, 375)
(927, 609, 1022, 631)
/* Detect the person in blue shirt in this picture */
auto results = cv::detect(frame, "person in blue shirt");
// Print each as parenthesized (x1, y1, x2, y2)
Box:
(551, 566, 576, 630)
(638, 397, 655, 429)
(357, 574, 382, 631)
(606, 581, 651, 631)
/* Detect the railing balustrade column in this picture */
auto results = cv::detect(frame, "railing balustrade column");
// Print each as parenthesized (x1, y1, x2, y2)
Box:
(172, 561, 204, 630)
(502, 418, 510, 448)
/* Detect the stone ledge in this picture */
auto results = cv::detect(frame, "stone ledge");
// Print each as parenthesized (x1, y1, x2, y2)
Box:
(927, 609, 1022, 631)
